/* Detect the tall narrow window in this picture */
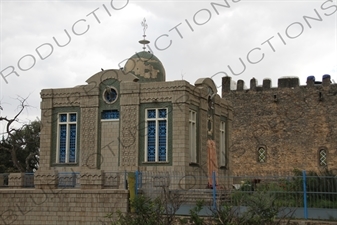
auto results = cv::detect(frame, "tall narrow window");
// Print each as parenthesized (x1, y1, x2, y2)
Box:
(57, 113, 77, 163)
(189, 110, 197, 163)
(258, 146, 266, 163)
(145, 109, 167, 162)
(319, 149, 327, 166)
(219, 120, 226, 167)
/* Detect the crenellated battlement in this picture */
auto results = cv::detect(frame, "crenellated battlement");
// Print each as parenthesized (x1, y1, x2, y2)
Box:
(222, 73, 337, 176)
(222, 74, 335, 96)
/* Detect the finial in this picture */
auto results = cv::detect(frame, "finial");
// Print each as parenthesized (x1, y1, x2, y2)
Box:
(141, 18, 148, 36)
(139, 18, 150, 50)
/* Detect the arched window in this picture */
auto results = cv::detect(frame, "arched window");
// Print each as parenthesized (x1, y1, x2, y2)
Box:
(319, 149, 327, 166)
(258, 146, 266, 163)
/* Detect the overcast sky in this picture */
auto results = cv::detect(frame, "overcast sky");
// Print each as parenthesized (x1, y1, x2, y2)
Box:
(0, 0, 336, 133)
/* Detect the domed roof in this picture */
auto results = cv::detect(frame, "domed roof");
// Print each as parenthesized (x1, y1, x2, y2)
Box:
(124, 51, 166, 82)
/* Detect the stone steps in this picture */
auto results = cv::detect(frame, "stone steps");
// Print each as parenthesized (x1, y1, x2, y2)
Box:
(169, 189, 231, 205)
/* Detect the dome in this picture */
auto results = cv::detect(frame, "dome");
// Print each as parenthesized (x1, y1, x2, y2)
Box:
(124, 51, 166, 82)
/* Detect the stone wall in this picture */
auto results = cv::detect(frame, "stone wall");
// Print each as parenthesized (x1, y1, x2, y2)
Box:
(222, 76, 337, 175)
(100, 121, 119, 171)
(0, 189, 128, 225)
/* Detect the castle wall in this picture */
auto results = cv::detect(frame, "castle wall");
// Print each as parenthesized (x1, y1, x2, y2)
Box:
(0, 189, 128, 225)
(222, 76, 337, 175)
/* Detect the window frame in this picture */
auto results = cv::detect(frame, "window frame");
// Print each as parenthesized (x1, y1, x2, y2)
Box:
(257, 146, 267, 163)
(56, 112, 78, 164)
(102, 86, 119, 104)
(101, 109, 120, 121)
(219, 119, 227, 168)
(144, 108, 168, 163)
(319, 148, 327, 167)
(189, 109, 197, 163)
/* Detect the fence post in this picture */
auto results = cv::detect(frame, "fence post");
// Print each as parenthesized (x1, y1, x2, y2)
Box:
(135, 170, 139, 196)
(302, 170, 308, 220)
(124, 170, 127, 190)
(212, 171, 217, 211)
(128, 172, 136, 212)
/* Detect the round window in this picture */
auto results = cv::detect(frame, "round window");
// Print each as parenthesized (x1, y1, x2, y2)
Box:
(103, 87, 118, 104)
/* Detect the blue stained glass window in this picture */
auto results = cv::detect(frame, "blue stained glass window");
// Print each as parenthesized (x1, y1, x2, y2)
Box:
(145, 108, 168, 162)
(147, 110, 156, 119)
(59, 124, 67, 163)
(60, 114, 67, 122)
(70, 113, 76, 122)
(58, 112, 78, 164)
(147, 121, 156, 161)
(112, 110, 119, 119)
(159, 109, 167, 118)
(158, 120, 167, 161)
(69, 124, 76, 163)
(102, 110, 119, 119)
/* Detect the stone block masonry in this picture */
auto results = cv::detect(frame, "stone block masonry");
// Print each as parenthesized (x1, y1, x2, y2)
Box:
(0, 189, 128, 225)
(222, 75, 337, 175)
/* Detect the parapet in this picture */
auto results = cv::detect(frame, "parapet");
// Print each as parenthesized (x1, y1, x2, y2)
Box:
(222, 75, 333, 94)
(322, 74, 331, 87)
(278, 77, 299, 88)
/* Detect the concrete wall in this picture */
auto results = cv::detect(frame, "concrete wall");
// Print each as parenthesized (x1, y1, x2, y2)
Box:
(0, 189, 128, 225)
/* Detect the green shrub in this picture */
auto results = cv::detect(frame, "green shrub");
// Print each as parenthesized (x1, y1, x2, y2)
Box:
(189, 200, 206, 225)
(237, 191, 277, 225)
(108, 190, 291, 225)
(107, 195, 166, 225)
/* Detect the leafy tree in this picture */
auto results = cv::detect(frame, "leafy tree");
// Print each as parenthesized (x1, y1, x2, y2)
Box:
(0, 143, 13, 173)
(0, 98, 40, 173)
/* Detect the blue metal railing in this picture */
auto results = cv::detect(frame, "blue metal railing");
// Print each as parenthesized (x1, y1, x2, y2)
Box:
(132, 170, 337, 218)
(212, 171, 217, 211)
(1, 169, 336, 219)
(302, 170, 308, 219)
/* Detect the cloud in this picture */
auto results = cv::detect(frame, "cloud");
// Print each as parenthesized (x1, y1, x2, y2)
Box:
(1, 0, 336, 132)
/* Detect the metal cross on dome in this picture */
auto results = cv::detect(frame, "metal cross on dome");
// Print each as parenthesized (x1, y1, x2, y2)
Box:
(139, 18, 150, 50)
(141, 18, 148, 36)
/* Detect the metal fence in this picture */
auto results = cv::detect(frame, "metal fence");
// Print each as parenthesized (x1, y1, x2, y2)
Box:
(23, 173, 35, 188)
(134, 170, 337, 219)
(135, 171, 222, 211)
(0, 173, 34, 188)
(58, 172, 81, 188)
(0, 173, 9, 187)
(0, 171, 129, 189)
(103, 171, 128, 189)
(1, 170, 337, 220)
(228, 172, 337, 209)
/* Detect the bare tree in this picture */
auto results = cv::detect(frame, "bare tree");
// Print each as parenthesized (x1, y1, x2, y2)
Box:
(0, 97, 40, 172)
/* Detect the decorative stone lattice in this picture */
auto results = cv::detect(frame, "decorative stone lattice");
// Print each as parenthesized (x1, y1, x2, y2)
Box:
(120, 106, 137, 166)
(81, 108, 98, 168)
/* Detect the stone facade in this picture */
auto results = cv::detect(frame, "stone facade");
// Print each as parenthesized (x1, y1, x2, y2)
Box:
(222, 75, 337, 175)
(2, 33, 336, 223)
(0, 50, 233, 224)
(0, 189, 128, 225)
(2, 44, 337, 224)
(35, 51, 232, 187)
